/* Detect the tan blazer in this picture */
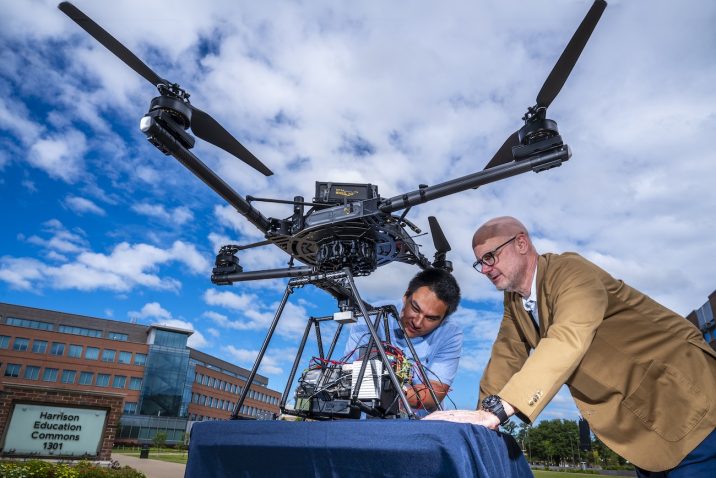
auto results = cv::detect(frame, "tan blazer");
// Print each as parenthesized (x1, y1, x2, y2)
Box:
(479, 253, 716, 471)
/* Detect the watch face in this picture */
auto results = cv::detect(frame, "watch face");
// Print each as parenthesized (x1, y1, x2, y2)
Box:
(482, 395, 500, 410)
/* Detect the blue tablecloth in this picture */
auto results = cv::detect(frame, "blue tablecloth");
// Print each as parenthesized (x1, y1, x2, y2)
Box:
(185, 420, 532, 478)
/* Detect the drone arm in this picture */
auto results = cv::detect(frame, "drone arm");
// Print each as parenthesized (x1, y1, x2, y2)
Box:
(140, 115, 271, 233)
(379, 145, 570, 213)
(211, 266, 314, 284)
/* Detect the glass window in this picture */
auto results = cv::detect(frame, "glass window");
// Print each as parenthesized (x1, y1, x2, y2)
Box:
(96, 373, 110, 387)
(32, 340, 48, 353)
(123, 402, 138, 414)
(42, 368, 59, 382)
(4, 364, 21, 377)
(196, 373, 203, 384)
(61, 370, 76, 384)
(118, 351, 132, 364)
(68, 344, 83, 358)
(129, 377, 143, 390)
(102, 349, 116, 362)
(202, 375, 208, 385)
(24, 365, 40, 380)
(58, 325, 102, 337)
(208, 377, 215, 388)
(107, 332, 128, 341)
(85, 347, 99, 360)
(6, 317, 53, 330)
(0, 335, 9, 349)
(13, 337, 29, 351)
(79, 371, 94, 385)
(50, 342, 65, 356)
(112, 375, 126, 389)
(134, 353, 146, 365)
(152, 329, 188, 348)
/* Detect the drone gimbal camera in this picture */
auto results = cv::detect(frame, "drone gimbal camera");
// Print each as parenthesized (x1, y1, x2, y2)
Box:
(59, 0, 608, 419)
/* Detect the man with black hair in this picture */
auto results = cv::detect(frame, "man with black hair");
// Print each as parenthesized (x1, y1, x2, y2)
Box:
(344, 268, 462, 411)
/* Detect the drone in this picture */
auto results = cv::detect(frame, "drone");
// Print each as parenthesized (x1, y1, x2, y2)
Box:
(59, 1, 607, 420)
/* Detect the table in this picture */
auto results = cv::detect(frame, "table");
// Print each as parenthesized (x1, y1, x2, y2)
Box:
(185, 420, 532, 478)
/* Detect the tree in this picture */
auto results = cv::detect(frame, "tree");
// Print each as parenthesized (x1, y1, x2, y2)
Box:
(153, 431, 168, 449)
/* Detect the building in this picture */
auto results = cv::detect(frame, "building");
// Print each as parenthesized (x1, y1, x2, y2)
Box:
(686, 290, 716, 350)
(0, 302, 282, 445)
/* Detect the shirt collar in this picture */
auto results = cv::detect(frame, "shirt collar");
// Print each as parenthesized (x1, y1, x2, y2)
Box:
(521, 263, 538, 312)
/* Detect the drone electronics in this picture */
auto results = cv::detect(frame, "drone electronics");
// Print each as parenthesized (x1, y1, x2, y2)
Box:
(59, 1, 608, 419)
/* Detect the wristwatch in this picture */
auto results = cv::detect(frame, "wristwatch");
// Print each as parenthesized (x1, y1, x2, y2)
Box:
(481, 395, 509, 426)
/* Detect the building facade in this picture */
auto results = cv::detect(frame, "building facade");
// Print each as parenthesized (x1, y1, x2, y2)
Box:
(0, 302, 281, 445)
(686, 290, 716, 350)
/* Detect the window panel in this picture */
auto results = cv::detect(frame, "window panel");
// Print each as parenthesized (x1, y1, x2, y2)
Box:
(79, 372, 94, 385)
(96, 373, 110, 387)
(118, 351, 132, 364)
(42, 368, 58, 382)
(61, 370, 76, 384)
(50, 342, 65, 356)
(68, 344, 83, 358)
(12, 337, 29, 351)
(85, 347, 99, 360)
(32, 340, 48, 353)
(24, 365, 40, 380)
(101, 349, 116, 362)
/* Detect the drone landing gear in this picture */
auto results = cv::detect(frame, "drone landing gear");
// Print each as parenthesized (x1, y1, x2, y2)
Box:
(229, 267, 442, 421)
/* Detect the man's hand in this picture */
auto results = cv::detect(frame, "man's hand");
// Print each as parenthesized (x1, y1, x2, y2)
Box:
(422, 409, 502, 430)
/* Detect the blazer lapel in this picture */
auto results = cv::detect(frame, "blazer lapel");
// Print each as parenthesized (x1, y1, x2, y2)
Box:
(535, 254, 549, 336)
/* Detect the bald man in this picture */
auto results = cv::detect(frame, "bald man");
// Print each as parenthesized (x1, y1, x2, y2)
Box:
(425, 216, 716, 477)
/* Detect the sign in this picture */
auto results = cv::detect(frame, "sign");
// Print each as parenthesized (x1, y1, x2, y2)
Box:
(2, 403, 107, 457)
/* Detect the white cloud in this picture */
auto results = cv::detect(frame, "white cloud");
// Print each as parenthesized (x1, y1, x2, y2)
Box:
(222, 345, 297, 375)
(128, 302, 173, 321)
(64, 195, 106, 216)
(132, 203, 193, 225)
(27, 130, 87, 183)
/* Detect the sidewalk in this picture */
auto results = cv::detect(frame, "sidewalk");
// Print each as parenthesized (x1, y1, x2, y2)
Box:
(112, 453, 186, 478)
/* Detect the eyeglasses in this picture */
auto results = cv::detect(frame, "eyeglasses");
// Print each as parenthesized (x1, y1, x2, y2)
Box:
(472, 235, 517, 272)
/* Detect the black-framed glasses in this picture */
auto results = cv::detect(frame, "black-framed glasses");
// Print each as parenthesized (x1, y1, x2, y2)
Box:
(472, 235, 517, 272)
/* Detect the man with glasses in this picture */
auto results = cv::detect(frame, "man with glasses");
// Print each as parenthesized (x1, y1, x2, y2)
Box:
(425, 216, 716, 477)
(344, 268, 462, 412)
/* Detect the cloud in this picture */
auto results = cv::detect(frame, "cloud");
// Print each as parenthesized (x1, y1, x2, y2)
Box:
(131, 202, 193, 225)
(1, 232, 209, 292)
(128, 302, 173, 321)
(222, 345, 297, 375)
(203, 288, 310, 337)
(64, 195, 106, 216)
(128, 302, 208, 348)
(27, 130, 87, 183)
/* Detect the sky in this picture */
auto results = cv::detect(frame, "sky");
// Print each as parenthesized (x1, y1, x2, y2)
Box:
(1, 0, 715, 422)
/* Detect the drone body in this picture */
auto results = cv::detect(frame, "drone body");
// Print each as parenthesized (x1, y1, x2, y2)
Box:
(58, 1, 607, 295)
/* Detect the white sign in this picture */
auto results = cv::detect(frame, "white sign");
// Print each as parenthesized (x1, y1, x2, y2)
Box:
(2, 403, 107, 456)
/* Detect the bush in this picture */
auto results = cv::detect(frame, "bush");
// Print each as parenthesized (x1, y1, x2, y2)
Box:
(0, 460, 146, 478)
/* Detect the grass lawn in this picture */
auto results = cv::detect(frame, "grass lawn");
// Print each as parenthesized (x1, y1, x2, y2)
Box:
(533, 471, 629, 478)
(113, 449, 189, 465)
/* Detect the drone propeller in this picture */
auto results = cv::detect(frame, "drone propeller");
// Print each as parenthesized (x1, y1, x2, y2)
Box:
(428, 216, 452, 272)
(482, 0, 607, 170)
(536, 0, 607, 110)
(58, 2, 273, 176)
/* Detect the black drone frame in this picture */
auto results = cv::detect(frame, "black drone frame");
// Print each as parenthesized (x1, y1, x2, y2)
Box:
(58, 0, 608, 420)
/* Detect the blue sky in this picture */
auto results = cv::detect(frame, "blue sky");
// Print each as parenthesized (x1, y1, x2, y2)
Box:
(1, 0, 715, 421)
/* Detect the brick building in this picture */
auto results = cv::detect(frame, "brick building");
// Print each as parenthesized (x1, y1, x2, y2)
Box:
(0, 302, 281, 445)
(686, 290, 716, 350)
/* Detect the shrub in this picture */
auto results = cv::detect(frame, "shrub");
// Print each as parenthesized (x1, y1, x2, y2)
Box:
(0, 460, 145, 478)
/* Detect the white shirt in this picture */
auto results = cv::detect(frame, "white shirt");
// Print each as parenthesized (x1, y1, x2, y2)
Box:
(521, 264, 539, 330)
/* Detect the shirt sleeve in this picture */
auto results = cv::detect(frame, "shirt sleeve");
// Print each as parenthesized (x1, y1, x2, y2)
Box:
(416, 324, 463, 387)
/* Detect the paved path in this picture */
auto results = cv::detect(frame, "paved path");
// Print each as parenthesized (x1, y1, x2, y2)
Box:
(112, 453, 186, 478)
